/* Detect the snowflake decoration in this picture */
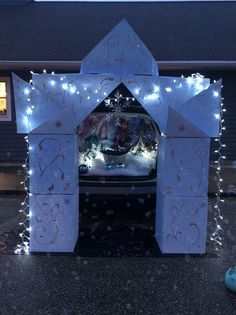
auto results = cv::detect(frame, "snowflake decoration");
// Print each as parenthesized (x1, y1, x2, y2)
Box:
(55, 120, 62, 128)
(104, 90, 135, 126)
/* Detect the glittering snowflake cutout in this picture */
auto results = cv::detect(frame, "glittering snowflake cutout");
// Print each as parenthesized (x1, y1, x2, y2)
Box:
(104, 90, 135, 126)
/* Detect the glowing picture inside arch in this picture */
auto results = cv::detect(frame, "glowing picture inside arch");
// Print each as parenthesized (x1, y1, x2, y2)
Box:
(13, 20, 221, 253)
(77, 85, 159, 179)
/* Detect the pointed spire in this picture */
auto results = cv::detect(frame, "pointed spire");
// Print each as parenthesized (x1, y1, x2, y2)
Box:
(81, 19, 158, 76)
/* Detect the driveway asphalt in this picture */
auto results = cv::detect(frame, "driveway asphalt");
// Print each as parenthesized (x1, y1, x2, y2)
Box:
(0, 195, 235, 315)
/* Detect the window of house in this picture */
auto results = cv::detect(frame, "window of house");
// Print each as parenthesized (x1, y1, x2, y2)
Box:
(0, 78, 11, 121)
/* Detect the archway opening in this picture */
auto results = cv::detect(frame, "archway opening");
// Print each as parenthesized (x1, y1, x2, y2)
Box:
(75, 84, 161, 256)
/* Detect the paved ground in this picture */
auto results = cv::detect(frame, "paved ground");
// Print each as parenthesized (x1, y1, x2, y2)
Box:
(0, 195, 236, 315)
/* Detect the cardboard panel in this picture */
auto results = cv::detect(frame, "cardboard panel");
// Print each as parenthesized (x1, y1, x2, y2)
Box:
(166, 106, 207, 138)
(157, 137, 210, 197)
(29, 193, 78, 252)
(80, 19, 158, 75)
(32, 73, 121, 126)
(29, 134, 78, 194)
(12, 73, 33, 133)
(31, 108, 78, 135)
(175, 80, 222, 137)
(156, 190, 208, 253)
(12, 74, 64, 134)
(123, 75, 210, 132)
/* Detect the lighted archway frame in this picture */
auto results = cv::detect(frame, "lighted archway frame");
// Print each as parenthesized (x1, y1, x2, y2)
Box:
(13, 20, 221, 253)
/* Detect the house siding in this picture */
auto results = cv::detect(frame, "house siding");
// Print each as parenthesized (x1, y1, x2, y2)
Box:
(0, 2, 236, 62)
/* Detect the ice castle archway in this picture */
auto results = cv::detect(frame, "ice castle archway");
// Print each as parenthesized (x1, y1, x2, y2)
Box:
(13, 20, 221, 253)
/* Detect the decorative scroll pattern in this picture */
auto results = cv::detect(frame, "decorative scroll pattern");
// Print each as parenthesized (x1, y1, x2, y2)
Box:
(29, 135, 77, 194)
(157, 137, 210, 197)
(156, 193, 208, 253)
(168, 199, 200, 246)
(30, 194, 77, 252)
(34, 196, 62, 245)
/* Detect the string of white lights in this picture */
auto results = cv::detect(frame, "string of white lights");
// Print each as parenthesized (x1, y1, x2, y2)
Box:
(210, 84, 226, 251)
(14, 75, 36, 255)
(105, 90, 135, 103)
(14, 136, 30, 255)
(14, 69, 223, 254)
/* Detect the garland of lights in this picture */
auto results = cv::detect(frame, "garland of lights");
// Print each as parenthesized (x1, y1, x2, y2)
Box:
(14, 70, 223, 254)
(14, 136, 30, 255)
(14, 77, 36, 255)
(210, 83, 226, 252)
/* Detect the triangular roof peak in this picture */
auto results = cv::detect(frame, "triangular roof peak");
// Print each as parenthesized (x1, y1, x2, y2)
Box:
(80, 19, 158, 76)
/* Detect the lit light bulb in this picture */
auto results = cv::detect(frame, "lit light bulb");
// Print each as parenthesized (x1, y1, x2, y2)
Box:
(26, 107, 33, 115)
(62, 83, 68, 90)
(24, 88, 30, 95)
(69, 86, 76, 94)
(50, 80, 56, 86)
(154, 85, 160, 92)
